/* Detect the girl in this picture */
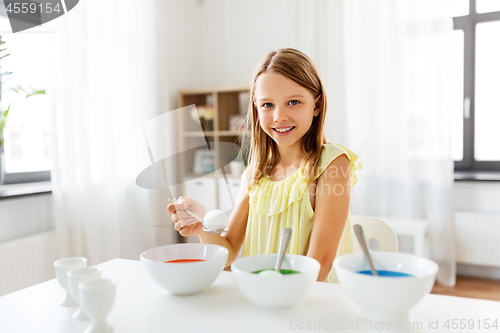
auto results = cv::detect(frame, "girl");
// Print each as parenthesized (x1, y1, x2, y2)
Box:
(167, 48, 358, 283)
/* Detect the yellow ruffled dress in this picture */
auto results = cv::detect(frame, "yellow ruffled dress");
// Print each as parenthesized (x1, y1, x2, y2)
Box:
(241, 143, 359, 283)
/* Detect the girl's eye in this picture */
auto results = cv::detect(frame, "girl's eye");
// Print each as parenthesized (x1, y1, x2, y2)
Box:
(263, 103, 273, 108)
(289, 100, 299, 106)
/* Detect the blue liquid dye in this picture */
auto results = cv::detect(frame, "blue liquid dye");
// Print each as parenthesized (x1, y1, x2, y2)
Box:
(357, 270, 413, 277)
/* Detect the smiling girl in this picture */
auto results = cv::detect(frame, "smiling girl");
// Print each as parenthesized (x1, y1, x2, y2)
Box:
(168, 48, 359, 283)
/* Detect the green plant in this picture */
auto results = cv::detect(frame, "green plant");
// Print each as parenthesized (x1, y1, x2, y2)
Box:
(0, 35, 45, 149)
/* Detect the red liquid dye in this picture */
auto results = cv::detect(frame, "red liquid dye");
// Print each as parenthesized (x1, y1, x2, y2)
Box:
(164, 259, 206, 263)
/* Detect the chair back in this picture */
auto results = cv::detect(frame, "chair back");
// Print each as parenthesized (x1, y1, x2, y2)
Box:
(350, 215, 398, 253)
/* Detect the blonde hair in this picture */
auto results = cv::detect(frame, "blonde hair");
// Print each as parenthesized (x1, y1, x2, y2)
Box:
(241, 48, 327, 188)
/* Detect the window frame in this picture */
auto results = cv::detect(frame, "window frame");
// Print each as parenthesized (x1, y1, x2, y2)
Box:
(453, 0, 500, 172)
(3, 171, 51, 185)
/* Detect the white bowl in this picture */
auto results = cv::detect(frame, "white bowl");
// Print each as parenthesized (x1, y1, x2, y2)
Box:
(140, 243, 228, 296)
(333, 252, 438, 321)
(231, 254, 320, 309)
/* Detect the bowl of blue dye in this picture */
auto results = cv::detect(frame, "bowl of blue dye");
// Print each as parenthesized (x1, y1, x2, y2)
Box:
(333, 252, 438, 321)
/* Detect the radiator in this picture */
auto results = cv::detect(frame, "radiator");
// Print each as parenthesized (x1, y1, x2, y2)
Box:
(455, 211, 500, 267)
(0, 231, 58, 296)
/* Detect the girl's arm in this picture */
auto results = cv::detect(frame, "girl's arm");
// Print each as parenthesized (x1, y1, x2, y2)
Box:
(168, 184, 249, 268)
(307, 154, 351, 282)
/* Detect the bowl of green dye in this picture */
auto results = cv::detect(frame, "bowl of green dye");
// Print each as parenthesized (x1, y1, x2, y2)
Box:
(333, 252, 438, 321)
(231, 254, 320, 309)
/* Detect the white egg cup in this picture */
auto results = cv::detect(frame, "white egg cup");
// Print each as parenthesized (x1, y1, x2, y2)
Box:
(79, 278, 117, 333)
(54, 257, 87, 306)
(67, 266, 103, 320)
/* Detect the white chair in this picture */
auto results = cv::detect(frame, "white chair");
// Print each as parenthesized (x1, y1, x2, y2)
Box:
(350, 215, 398, 253)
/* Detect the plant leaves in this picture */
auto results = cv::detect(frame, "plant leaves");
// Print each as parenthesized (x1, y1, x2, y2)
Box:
(0, 104, 11, 132)
(27, 89, 45, 98)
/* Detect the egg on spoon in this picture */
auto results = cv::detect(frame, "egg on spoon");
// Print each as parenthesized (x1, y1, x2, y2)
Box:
(203, 209, 229, 233)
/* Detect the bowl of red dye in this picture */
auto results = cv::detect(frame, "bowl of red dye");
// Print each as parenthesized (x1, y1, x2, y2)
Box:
(333, 252, 438, 321)
(140, 243, 228, 295)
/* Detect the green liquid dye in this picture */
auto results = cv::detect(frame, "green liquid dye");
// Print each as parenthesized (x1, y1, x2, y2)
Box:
(251, 269, 301, 275)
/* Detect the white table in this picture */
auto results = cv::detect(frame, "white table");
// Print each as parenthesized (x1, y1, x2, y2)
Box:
(1, 259, 499, 333)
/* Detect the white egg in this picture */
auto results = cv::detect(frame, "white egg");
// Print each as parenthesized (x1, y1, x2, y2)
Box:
(203, 209, 229, 229)
(258, 269, 283, 277)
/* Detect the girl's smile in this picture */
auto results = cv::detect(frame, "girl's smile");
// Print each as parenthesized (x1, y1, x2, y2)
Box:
(272, 126, 295, 135)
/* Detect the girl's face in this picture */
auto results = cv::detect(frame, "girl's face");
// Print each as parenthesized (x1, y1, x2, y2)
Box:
(254, 72, 320, 150)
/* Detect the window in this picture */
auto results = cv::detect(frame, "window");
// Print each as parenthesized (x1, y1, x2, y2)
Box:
(9, 132, 21, 158)
(452, 0, 500, 172)
(43, 131, 51, 159)
(1, 32, 53, 184)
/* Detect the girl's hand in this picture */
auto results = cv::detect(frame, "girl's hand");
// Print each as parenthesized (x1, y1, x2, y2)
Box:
(167, 196, 206, 237)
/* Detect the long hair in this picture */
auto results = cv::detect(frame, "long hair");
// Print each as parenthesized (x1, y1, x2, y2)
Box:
(241, 48, 327, 188)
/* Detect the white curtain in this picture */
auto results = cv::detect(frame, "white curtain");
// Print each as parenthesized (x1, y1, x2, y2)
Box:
(288, 0, 456, 286)
(47, 0, 177, 265)
(287, 0, 347, 144)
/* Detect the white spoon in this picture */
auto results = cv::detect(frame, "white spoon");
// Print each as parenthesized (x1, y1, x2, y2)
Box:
(353, 224, 378, 276)
(258, 228, 292, 277)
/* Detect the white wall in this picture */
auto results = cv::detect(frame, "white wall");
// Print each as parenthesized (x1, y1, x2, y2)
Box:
(198, 0, 289, 87)
(0, 194, 53, 242)
(155, 0, 201, 95)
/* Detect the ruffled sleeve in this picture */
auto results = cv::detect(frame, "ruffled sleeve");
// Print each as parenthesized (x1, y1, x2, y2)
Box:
(314, 143, 359, 187)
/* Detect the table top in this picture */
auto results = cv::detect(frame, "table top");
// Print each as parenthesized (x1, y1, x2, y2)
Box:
(1, 259, 499, 333)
